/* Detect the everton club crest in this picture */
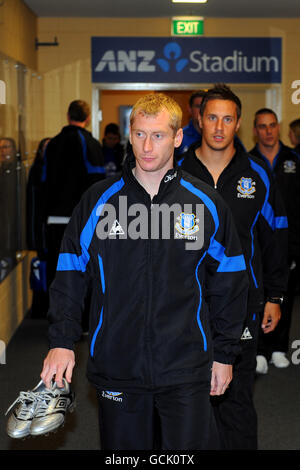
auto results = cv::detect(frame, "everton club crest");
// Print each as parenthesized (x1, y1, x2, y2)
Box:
(175, 212, 199, 238)
(283, 160, 296, 174)
(237, 177, 256, 199)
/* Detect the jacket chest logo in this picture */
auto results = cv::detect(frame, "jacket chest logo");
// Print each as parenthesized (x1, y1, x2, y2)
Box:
(237, 177, 256, 199)
(283, 160, 296, 174)
(175, 212, 199, 236)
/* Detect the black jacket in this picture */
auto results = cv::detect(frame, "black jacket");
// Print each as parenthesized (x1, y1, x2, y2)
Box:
(26, 157, 45, 255)
(180, 143, 288, 313)
(250, 142, 300, 258)
(47, 154, 248, 391)
(42, 125, 105, 219)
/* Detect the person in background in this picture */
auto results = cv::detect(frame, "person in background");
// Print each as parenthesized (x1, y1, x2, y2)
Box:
(176, 90, 246, 161)
(0, 137, 17, 163)
(250, 108, 300, 373)
(41, 100, 105, 293)
(175, 90, 206, 157)
(26, 137, 51, 318)
(102, 123, 124, 177)
(41, 100, 105, 332)
(288, 118, 300, 154)
(179, 84, 288, 450)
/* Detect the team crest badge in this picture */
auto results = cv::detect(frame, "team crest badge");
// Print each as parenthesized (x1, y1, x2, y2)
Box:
(283, 160, 296, 174)
(175, 212, 199, 236)
(237, 177, 256, 198)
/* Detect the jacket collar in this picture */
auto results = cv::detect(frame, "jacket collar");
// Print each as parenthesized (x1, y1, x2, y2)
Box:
(123, 149, 181, 202)
(184, 139, 250, 174)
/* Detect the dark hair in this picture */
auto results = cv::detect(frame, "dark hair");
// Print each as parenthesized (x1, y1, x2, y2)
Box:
(104, 123, 120, 136)
(200, 84, 242, 120)
(68, 100, 90, 122)
(254, 108, 278, 127)
(289, 118, 300, 140)
(189, 90, 207, 108)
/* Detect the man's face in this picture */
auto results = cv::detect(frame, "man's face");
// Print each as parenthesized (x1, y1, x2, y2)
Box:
(130, 110, 182, 175)
(288, 128, 299, 147)
(190, 97, 203, 126)
(0, 139, 14, 161)
(104, 133, 120, 148)
(199, 99, 240, 152)
(254, 113, 280, 148)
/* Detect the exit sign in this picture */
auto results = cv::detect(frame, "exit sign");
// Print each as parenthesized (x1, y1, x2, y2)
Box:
(172, 17, 204, 37)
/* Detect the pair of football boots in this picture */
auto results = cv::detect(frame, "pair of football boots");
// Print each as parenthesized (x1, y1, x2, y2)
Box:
(5, 379, 75, 439)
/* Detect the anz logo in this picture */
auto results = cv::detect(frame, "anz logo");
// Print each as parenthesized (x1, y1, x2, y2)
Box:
(94, 42, 188, 73)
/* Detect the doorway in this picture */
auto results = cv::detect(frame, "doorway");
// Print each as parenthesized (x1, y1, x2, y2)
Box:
(92, 84, 282, 153)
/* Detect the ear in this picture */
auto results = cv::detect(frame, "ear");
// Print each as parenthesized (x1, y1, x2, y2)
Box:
(235, 117, 241, 133)
(129, 126, 132, 144)
(174, 128, 183, 148)
(198, 113, 203, 130)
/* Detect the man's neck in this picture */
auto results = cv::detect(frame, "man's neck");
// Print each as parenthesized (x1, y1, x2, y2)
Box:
(195, 142, 235, 186)
(133, 164, 172, 200)
(257, 141, 280, 165)
(68, 120, 86, 129)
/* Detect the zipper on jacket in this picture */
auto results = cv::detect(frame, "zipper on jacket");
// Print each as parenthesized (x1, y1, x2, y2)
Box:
(144, 196, 155, 387)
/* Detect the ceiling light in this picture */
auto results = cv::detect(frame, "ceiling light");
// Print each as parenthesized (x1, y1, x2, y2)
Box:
(172, 1, 207, 3)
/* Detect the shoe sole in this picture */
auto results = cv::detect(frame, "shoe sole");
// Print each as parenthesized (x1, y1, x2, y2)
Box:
(256, 369, 268, 374)
(270, 361, 290, 368)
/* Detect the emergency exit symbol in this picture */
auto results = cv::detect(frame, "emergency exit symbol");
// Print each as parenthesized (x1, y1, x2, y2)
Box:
(177, 21, 200, 34)
(172, 18, 204, 37)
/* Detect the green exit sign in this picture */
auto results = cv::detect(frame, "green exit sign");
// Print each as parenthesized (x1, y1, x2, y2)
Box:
(172, 17, 204, 37)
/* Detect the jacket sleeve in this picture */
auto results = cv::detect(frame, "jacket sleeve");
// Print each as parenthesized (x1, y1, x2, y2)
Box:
(47, 197, 94, 351)
(255, 165, 289, 298)
(203, 197, 249, 364)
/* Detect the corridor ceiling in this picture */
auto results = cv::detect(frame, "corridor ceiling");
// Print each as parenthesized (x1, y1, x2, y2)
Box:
(23, 0, 300, 18)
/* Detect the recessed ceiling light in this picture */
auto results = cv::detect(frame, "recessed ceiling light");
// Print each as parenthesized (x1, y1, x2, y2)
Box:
(172, 0, 207, 3)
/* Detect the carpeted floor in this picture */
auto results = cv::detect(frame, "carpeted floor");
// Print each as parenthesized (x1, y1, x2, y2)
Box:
(1, 296, 300, 450)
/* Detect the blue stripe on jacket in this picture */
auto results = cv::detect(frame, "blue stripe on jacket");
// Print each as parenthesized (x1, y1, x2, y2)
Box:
(77, 130, 105, 175)
(180, 178, 246, 272)
(57, 178, 125, 272)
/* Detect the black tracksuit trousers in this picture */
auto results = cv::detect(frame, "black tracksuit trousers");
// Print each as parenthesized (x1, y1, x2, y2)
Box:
(96, 382, 220, 450)
(211, 313, 260, 450)
(258, 259, 300, 360)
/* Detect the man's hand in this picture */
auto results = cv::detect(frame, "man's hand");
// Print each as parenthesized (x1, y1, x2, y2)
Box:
(261, 302, 281, 334)
(41, 348, 75, 389)
(210, 361, 232, 396)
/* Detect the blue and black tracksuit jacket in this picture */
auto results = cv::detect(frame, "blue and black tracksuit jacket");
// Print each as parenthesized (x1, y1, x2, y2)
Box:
(179, 143, 289, 316)
(250, 141, 300, 259)
(41, 125, 105, 219)
(47, 154, 249, 391)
